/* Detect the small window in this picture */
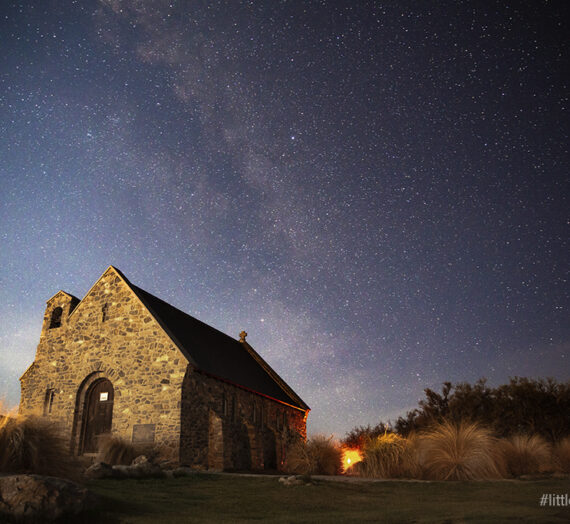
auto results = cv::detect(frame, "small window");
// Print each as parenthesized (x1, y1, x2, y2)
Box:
(222, 394, 228, 416)
(252, 402, 257, 425)
(231, 396, 237, 422)
(101, 303, 108, 322)
(43, 388, 55, 415)
(49, 307, 63, 329)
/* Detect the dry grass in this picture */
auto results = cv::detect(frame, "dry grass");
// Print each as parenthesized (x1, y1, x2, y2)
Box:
(0, 408, 80, 480)
(552, 437, 570, 473)
(500, 434, 552, 476)
(286, 435, 341, 475)
(97, 434, 138, 465)
(358, 432, 419, 478)
(416, 420, 504, 480)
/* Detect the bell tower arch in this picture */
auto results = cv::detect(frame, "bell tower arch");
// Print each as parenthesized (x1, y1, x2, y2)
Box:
(41, 291, 80, 336)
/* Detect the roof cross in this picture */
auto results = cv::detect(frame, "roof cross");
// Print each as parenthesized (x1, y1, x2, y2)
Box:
(239, 330, 247, 342)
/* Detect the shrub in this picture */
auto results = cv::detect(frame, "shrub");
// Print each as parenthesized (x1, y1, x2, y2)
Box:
(390, 378, 570, 441)
(359, 432, 418, 478)
(500, 434, 552, 476)
(97, 434, 137, 465)
(343, 422, 392, 449)
(552, 437, 570, 473)
(286, 435, 341, 475)
(0, 413, 80, 479)
(416, 420, 504, 480)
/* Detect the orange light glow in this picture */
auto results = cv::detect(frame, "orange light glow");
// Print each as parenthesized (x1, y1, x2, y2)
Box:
(342, 448, 362, 473)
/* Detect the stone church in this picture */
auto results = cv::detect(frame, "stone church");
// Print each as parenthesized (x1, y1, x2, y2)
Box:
(19, 266, 309, 470)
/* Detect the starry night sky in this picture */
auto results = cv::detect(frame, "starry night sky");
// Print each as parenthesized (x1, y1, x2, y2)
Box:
(1, 1, 568, 437)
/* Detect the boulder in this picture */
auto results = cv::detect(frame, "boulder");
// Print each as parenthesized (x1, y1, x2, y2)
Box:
(0, 474, 96, 522)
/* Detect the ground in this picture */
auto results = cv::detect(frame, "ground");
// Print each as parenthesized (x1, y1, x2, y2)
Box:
(72, 474, 570, 523)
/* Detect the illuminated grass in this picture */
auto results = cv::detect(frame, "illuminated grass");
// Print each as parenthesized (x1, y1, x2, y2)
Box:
(97, 434, 138, 465)
(501, 434, 552, 476)
(553, 437, 570, 474)
(0, 407, 80, 480)
(286, 434, 342, 476)
(358, 432, 419, 479)
(417, 421, 504, 480)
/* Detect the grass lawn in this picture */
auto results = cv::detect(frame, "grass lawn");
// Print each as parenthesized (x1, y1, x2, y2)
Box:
(79, 474, 569, 523)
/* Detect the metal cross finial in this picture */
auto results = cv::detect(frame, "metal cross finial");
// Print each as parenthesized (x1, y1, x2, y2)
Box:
(239, 330, 247, 342)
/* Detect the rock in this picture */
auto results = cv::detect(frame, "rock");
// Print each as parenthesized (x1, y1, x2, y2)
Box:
(0, 474, 96, 522)
(128, 458, 164, 478)
(106, 458, 165, 479)
(278, 475, 305, 486)
(84, 462, 114, 479)
(111, 465, 132, 479)
(131, 455, 148, 466)
(85, 457, 166, 480)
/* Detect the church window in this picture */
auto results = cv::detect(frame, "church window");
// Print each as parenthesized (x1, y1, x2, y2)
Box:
(222, 394, 228, 416)
(231, 396, 237, 422)
(49, 307, 63, 329)
(102, 303, 108, 322)
(43, 388, 55, 415)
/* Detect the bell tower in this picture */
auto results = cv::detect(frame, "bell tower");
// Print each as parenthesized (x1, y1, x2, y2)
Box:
(40, 290, 80, 337)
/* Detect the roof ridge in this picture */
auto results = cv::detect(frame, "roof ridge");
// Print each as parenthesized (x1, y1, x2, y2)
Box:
(130, 284, 237, 344)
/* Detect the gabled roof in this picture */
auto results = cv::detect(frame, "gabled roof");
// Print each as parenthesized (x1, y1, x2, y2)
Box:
(46, 290, 79, 304)
(111, 268, 309, 412)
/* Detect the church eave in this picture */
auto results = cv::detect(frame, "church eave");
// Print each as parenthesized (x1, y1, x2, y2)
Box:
(194, 366, 310, 413)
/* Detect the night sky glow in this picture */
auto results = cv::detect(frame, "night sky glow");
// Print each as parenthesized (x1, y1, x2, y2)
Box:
(1, 1, 568, 437)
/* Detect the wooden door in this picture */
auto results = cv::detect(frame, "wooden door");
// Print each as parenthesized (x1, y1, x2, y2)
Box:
(82, 378, 114, 453)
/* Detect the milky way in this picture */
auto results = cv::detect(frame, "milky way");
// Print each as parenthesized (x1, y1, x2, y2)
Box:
(1, 0, 568, 436)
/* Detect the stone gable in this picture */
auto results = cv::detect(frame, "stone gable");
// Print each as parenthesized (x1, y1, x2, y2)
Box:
(20, 267, 188, 460)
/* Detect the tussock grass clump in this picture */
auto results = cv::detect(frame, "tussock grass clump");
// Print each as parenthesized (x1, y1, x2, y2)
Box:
(286, 435, 341, 475)
(552, 437, 570, 473)
(0, 412, 79, 479)
(97, 434, 138, 465)
(417, 420, 504, 480)
(359, 432, 419, 478)
(500, 434, 552, 476)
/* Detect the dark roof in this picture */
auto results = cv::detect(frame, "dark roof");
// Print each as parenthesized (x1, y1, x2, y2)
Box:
(125, 280, 308, 411)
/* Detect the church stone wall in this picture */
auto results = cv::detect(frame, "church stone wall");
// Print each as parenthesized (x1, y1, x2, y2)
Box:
(180, 368, 307, 471)
(19, 268, 188, 461)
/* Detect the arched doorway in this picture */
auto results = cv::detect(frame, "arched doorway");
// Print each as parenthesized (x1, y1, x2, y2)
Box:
(81, 378, 114, 453)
